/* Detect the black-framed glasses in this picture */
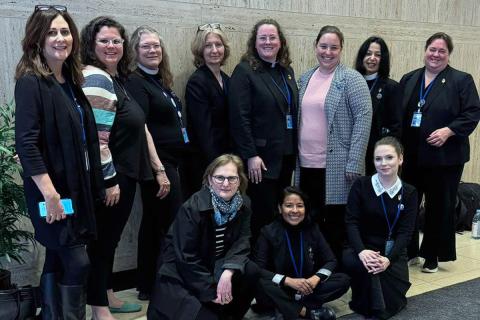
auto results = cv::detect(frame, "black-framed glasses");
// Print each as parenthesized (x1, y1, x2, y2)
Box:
(212, 175, 239, 185)
(197, 23, 222, 31)
(34, 5, 67, 12)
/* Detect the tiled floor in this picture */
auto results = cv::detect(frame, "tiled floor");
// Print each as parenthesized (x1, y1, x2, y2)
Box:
(93, 231, 480, 320)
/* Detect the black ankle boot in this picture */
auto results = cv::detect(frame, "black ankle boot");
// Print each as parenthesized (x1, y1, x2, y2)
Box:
(40, 273, 61, 320)
(58, 284, 86, 320)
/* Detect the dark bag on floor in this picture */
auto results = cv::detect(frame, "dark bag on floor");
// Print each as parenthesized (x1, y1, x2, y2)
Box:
(456, 182, 480, 231)
(0, 285, 38, 320)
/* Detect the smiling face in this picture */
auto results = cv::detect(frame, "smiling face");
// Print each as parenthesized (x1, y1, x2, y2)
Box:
(43, 15, 73, 70)
(279, 194, 306, 226)
(315, 32, 342, 73)
(255, 24, 281, 63)
(374, 144, 403, 179)
(363, 42, 381, 75)
(208, 162, 240, 201)
(424, 38, 449, 74)
(137, 33, 162, 69)
(94, 26, 124, 75)
(203, 33, 225, 68)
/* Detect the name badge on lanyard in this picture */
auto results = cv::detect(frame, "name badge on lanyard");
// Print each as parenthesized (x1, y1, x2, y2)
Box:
(286, 114, 293, 129)
(411, 74, 436, 128)
(380, 188, 404, 256)
(411, 111, 422, 127)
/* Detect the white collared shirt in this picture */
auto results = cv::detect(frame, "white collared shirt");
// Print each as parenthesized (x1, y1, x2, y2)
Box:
(371, 174, 402, 198)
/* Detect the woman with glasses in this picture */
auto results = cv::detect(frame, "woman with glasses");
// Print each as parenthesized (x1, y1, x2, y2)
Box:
(254, 187, 349, 320)
(124, 25, 185, 301)
(15, 5, 103, 318)
(185, 23, 231, 191)
(400, 32, 480, 272)
(148, 154, 256, 320)
(229, 18, 298, 243)
(80, 17, 169, 319)
(354, 36, 403, 175)
(296, 25, 371, 260)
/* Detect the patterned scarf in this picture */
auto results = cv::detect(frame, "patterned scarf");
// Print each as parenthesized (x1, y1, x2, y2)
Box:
(209, 187, 243, 226)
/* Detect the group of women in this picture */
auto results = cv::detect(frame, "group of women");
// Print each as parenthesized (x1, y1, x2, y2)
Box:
(13, 4, 480, 320)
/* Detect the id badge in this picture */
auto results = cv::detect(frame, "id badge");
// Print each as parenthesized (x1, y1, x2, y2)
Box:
(385, 239, 395, 256)
(410, 111, 422, 127)
(181, 127, 190, 143)
(294, 293, 302, 301)
(286, 115, 293, 129)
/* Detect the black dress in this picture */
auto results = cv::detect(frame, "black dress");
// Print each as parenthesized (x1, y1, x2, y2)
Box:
(343, 176, 417, 319)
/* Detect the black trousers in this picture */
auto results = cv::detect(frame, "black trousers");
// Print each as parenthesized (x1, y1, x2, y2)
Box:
(257, 273, 350, 320)
(43, 245, 90, 286)
(87, 173, 137, 306)
(299, 167, 346, 262)
(403, 164, 463, 261)
(247, 155, 295, 243)
(137, 161, 183, 294)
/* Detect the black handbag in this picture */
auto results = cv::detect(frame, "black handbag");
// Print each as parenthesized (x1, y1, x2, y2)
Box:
(0, 285, 38, 320)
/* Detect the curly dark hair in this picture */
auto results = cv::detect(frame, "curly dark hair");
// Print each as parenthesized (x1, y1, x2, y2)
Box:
(15, 7, 83, 84)
(354, 36, 391, 78)
(80, 16, 131, 78)
(241, 18, 291, 70)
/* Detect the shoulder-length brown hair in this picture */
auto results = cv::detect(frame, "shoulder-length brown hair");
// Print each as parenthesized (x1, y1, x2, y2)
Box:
(80, 16, 131, 79)
(15, 7, 83, 84)
(129, 25, 173, 90)
(202, 154, 248, 195)
(241, 18, 292, 70)
(191, 27, 230, 68)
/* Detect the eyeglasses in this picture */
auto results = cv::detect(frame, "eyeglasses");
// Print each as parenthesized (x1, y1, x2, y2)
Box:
(256, 35, 279, 43)
(35, 5, 67, 12)
(212, 175, 239, 184)
(96, 38, 125, 47)
(198, 23, 223, 31)
(139, 44, 161, 51)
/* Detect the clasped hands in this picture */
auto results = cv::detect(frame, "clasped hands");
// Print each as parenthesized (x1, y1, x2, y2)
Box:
(284, 275, 321, 296)
(358, 249, 390, 274)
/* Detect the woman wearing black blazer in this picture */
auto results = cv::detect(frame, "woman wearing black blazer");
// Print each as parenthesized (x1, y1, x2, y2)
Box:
(400, 32, 480, 272)
(15, 6, 103, 318)
(186, 24, 231, 177)
(229, 18, 298, 241)
(354, 36, 403, 175)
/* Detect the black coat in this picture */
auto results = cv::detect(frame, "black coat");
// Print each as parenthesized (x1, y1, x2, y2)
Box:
(254, 217, 336, 279)
(185, 65, 231, 165)
(400, 65, 480, 167)
(229, 61, 298, 179)
(156, 187, 251, 315)
(15, 73, 104, 248)
(366, 77, 403, 174)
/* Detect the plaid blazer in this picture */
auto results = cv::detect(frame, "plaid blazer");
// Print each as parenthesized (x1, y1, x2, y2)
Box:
(295, 64, 372, 204)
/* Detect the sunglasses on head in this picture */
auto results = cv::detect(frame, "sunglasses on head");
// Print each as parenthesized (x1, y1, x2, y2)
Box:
(34, 5, 67, 12)
(197, 23, 222, 31)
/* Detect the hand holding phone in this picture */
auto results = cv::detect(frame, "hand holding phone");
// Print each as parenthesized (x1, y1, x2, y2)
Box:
(39, 198, 74, 218)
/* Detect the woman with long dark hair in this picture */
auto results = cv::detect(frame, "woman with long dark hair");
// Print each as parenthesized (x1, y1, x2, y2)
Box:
(15, 5, 103, 318)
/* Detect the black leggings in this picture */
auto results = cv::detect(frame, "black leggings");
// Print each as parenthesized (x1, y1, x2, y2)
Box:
(43, 244, 90, 286)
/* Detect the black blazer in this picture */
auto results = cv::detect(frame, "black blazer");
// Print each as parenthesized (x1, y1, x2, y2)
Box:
(400, 66, 480, 166)
(185, 65, 231, 164)
(15, 73, 104, 248)
(366, 77, 403, 174)
(229, 60, 298, 179)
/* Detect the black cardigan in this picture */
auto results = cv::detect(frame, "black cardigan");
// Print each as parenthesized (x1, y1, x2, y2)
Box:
(15, 73, 104, 247)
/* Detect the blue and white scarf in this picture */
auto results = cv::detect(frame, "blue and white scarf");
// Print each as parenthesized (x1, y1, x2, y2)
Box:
(209, 187, 243, 226)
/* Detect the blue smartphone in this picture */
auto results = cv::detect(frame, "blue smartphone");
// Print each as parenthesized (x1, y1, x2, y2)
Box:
(38, 198, 74, 217)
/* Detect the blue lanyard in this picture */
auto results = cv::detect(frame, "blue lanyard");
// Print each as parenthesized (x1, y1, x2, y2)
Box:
(418, 74, 437, 109)
(284, 230, 303, 278)
(149, 77, 185, 128)
(66, 83, 87, 145)
(380, 187, 404, 240)
(269, 72, 292, 113)
(369, 77, 379, 93)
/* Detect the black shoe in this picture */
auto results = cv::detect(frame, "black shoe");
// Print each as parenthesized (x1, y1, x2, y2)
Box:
(58, 284, 86, 320)
(310, 306, 336, 320)
(422, 259, 438, 273)
(40, 273, 61, 320)
(137, 291, 150, 301)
